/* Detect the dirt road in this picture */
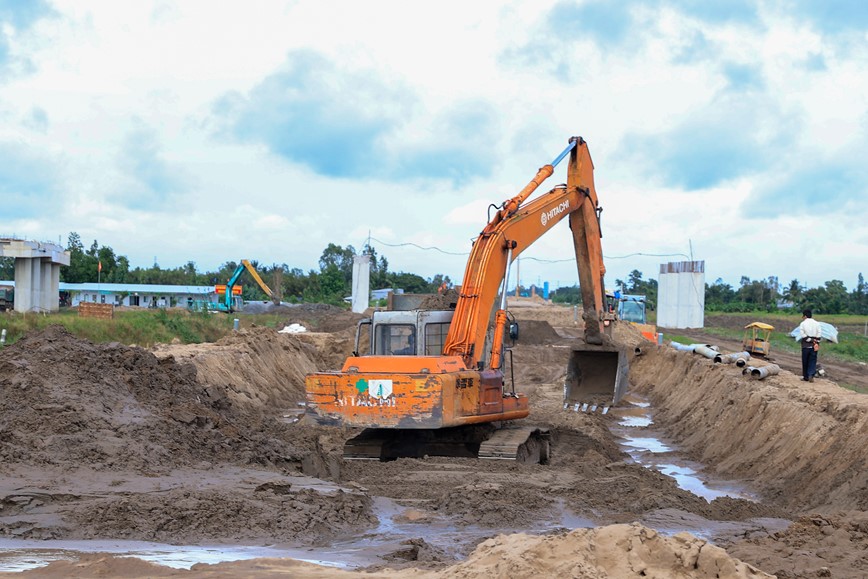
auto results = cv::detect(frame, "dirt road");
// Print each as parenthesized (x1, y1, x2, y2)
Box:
(1, 302, 867, 578)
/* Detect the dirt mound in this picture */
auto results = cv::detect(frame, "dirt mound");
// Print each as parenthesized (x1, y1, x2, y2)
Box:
(416, 289, 460, 310)
(722, 511, 868, 579)
(279, 303, 367, 333)
(434, 523, 771, 579)
(0, 324, 236, 472)
(0, 325, 374, 544)
(153, 326, 351, 410)
(512, 319, 561, 344)
(0, 324, 347, 474)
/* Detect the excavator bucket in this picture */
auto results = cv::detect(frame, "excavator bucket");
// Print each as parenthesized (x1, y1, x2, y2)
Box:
(563, 344, 629, 411)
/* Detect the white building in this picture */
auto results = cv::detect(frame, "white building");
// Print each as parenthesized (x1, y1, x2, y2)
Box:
(656, 261, 706, 329)
(0, 281, 224, 310)
(61, 282, 221, 309)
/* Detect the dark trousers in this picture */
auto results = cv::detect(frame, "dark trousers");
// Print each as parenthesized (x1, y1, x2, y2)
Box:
(801, 346, 818, 379)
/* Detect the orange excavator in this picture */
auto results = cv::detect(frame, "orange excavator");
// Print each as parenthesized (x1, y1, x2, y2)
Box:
(305, 136, 628, 462)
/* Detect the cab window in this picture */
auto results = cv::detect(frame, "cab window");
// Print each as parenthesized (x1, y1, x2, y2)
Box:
(374, 324, 416, 356)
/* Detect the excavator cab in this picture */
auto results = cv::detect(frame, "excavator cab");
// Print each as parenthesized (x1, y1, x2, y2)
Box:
(354, 309, 454, 357)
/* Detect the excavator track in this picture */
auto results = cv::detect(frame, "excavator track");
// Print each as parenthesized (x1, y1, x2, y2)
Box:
(342, 425, 550, 464)
(478, 426, 550, 464)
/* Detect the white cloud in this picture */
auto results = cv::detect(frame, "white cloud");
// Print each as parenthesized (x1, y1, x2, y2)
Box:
(0, 0, 866, 293)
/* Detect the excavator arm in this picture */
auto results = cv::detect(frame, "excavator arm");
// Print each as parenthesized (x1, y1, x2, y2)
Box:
(241, 259, 280, 304)
(443, 137, 609, 370)
(217, 260, 280, 311)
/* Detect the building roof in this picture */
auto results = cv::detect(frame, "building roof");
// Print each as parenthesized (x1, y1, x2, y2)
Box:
(0, 281, 215, 295)
(60, 283, 216, 295)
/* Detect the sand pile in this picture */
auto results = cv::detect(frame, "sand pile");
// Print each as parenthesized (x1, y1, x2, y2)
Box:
(152, 326, 344, 410)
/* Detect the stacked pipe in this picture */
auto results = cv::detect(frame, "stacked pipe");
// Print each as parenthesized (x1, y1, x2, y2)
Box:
(714, 351, 751, 367)
(670, 343, 715, 353)
(743, 364, 780, 380)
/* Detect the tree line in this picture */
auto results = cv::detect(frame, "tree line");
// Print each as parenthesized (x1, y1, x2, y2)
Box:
(542, 269, 868, 316)
(704, 275, 867, 315)
(0, 233, 452, 306)
(0, 232, 865, 315)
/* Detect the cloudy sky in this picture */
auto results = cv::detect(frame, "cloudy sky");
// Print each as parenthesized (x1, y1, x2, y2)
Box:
(1, 0, 866, 291)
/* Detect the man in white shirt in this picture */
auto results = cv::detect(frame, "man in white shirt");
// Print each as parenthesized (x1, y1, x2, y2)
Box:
(798, 309, 822, 382)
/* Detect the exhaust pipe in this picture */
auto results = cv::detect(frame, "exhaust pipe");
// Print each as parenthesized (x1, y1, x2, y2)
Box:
(743, 364, 780, 380)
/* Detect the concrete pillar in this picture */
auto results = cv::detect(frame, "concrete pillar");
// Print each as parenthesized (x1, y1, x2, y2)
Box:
(40, 260, 52, 311)
(50, 263, 60, 311)
(13, 258, 36, 312)
(1, 239, 70, 313)
(351, 255, 371, 314)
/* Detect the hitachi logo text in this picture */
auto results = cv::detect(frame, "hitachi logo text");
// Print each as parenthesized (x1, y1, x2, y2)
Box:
(540, 200, 570, 227)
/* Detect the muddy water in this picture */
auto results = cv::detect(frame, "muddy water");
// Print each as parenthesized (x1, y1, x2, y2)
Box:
(606, 394, 790, 542)
(0, 494, 596, 573)
(608, 395, 756, 502)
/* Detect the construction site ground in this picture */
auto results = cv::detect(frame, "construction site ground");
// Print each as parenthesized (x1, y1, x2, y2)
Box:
(1, 300, 867, 578)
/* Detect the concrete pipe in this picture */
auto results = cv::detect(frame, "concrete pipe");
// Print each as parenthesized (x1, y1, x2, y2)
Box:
(671, 343, 695, 352)
(714, 351, 752, 365)
(671, 343, 714, 353)
(743, 364, 780, 380)
(634, 346, 643, 356)
(693, 345, 720, 360)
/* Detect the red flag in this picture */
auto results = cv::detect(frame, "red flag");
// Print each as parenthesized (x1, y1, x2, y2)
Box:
(98, 261, 102, 272)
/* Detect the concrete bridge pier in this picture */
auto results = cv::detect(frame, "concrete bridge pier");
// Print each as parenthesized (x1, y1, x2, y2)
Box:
(1, 239, 70, 313)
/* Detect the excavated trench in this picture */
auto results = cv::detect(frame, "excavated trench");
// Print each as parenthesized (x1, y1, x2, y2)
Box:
(1, 306, 867, 577)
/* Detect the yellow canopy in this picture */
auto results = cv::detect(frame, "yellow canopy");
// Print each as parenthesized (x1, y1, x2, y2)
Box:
(744, 322, 774, 331)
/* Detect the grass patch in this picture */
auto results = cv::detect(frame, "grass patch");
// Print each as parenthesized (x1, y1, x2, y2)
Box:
(0, 308, 245, 348)
(678, 313, 868, 364)
(839, 383, 868, 395)
(663, 334, 695, 346)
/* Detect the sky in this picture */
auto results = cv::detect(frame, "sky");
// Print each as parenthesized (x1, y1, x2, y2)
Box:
(1, 0, 866, 292)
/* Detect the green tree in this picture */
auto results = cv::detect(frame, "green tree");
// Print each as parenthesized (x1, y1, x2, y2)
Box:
(705, 278, 736, 309)
(552, 284, 581, 304)
(362, 243, 390, 289)
(319, 243, 356, 285)
(388, 272, 429, 293)
(282, 267, 309, 301)
(783, 279, 803, 307)
(0, 257, 13, 279)
(850, 273, 867, 315)
(619, 270, 658, 310)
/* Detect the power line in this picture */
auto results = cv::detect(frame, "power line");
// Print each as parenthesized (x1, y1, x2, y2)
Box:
(521, 252, 691, 264)
(366, 238, 691, 265)
(366, 236, 469, 256)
